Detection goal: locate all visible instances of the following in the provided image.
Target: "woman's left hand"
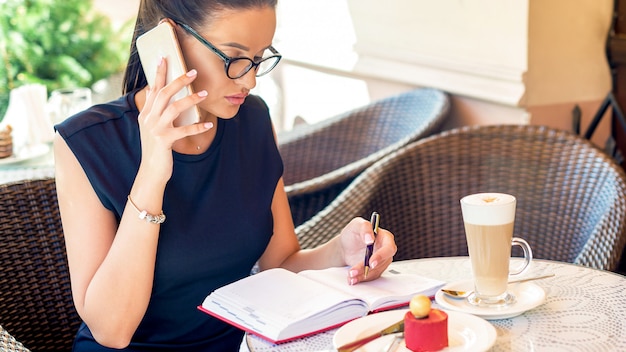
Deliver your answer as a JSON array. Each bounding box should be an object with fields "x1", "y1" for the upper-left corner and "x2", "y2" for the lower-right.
[{"x1": 340, "y1": 217, "x2": 397, "y2": 285}]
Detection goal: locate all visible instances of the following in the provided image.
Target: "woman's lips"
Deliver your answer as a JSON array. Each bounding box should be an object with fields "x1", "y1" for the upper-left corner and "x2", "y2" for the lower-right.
[{"x1": 225, "y1": 94, "x2": 248, "y2": 105}]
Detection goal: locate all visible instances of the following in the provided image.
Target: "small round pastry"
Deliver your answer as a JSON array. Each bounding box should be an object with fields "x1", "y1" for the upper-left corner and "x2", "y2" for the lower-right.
[
  {"x1": 404, "y1": 295, "x2": 448, "y2": 352},
  {"x1": 0, "y1": 125, "x2": 13, "y2": 159},
  {"x1": 409, "y1": 294, "x2": 431, "y2": 318}
]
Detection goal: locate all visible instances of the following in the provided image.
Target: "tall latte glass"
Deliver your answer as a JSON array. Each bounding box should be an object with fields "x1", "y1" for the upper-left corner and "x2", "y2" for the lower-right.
[{"x1": 460, "y1": 193, "x2": 532, "y2": 307}]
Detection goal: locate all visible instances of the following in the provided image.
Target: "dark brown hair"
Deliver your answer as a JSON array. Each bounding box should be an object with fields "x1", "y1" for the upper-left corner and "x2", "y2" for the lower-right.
[{"x1": 122, "y1": 0, "x2": 278, "y2": 94}]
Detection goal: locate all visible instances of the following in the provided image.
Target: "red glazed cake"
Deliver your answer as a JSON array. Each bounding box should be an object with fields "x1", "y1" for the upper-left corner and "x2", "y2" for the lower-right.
[{"x1": 404, "y1": 295, "x2": 448, "y2": 352}]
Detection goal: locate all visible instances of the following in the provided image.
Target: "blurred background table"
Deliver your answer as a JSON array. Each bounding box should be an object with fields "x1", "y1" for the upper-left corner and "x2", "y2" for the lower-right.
[{"x1": 0, "y1": 143, "x2": 54, "y2": 184}]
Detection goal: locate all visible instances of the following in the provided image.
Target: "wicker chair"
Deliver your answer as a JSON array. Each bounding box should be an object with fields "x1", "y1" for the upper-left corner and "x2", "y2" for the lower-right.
[
  {"x1": 295, "y1": 125, "x2": 626, "y2": 272},
  {"x1": 278, "y1": 88, "x2": 449, "y2": 227},
  {"x1": 0, "y1": 178, "x2": 81, "y2": 351}
]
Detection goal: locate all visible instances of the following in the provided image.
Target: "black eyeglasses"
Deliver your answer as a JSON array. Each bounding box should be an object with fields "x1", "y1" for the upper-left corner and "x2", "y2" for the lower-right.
[{"x1": 174, "y1": 21, "x2": 282, "y2": 79}]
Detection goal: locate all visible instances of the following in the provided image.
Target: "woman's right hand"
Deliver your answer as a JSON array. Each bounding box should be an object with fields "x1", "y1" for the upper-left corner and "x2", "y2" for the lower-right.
[{"x1": 137, "y1": 57, "x2": 213, "y2": 183}]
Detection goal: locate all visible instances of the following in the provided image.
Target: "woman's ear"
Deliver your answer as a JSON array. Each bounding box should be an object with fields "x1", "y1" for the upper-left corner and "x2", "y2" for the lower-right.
[{"x1": 159, "y1": 18, "x2": 176, "y2": 26}]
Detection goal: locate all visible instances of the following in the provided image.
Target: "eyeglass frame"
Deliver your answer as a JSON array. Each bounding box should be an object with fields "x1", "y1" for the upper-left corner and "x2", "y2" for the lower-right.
[{"x1": 172, "y1": 20, "x2": 282, "y2": 80}]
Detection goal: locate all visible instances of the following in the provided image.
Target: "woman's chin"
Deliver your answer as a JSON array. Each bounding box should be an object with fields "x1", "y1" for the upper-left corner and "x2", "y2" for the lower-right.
[{"x1": 217, "y1": 106, "x2": 242, "y2": 119}]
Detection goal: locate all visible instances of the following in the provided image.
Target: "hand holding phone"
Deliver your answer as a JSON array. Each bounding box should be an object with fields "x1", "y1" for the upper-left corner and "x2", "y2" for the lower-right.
[{"x1": 136, "y1": 21, "x2": 201, "y2": 126}]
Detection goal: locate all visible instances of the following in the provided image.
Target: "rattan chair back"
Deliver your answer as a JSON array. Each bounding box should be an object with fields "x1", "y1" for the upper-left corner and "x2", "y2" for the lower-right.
[
  {"x1": 296, "y1": 125, "x2": 626, "y2": 271},
  {"x1": 278, "y1": 88, "x2": 449, "y2": 227},
  {"x1": 0, "y1": 178, "x2": 80, "y2": 351}
]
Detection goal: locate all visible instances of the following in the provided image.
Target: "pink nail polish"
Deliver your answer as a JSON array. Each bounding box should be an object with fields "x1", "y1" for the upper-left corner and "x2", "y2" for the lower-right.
[
  {"x1": 186, "y1": 69, "x2": 197, "y2": 77},
  {"x1": 198, "y1": 90, "x2": 208, "y2": 97}
]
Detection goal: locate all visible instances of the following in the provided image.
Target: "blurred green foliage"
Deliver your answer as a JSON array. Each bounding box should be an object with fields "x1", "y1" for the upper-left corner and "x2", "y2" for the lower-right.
[{"x1": 0, "y1": 0, "x2": 132, "y2": 121}]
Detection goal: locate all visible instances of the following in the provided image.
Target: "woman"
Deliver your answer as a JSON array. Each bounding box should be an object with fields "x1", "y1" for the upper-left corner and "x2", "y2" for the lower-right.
[{"x1": 54, "y1": 1, "x2": 397, "y2": 350}]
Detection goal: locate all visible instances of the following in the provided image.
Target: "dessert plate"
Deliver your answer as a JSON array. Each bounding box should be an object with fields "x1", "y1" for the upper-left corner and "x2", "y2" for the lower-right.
[
  {"x1": 0, "y1": 143, "x2": 50, "y2": 166},
  {"x1": 332, "y1": 308, "x2": 496, "y2": 352},
  {"x1": 435, "y1": 279, "x2": 546, "y2": 320}
]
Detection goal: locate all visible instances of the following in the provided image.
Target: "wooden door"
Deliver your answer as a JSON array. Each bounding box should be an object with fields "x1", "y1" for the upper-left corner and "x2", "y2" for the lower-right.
[
  {"x1": 607, "y1": 0, "x2": 626, "y2": 274},
  {"x1": 609, "y1": 0, "x2": 626, "y2": 168}
]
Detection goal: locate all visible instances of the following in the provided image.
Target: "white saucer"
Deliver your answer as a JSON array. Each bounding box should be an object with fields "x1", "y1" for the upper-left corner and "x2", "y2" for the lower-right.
[
  {"x1": 435, "y1": 279, "x2": 546, "y2": 320},
  {"x1": 333, "y1": 308, "x2": 496, "y2": 352},
  {"x1": 0, "y1": 144, "x2": 50, "y2": 166}
]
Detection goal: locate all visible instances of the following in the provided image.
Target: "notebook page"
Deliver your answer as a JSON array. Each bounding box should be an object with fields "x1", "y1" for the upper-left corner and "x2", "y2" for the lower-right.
[
  {"x1": 201, "y1": 268, "x2": 368, "y2": 340},
  {"x1": 299, "y1": 266, "x2": 445, "y2": 311}
]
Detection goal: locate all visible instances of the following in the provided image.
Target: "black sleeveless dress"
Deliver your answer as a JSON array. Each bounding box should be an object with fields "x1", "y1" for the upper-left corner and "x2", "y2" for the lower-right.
[{"x1": 55, "y1": 91, "x2": 283, "y2": 351}]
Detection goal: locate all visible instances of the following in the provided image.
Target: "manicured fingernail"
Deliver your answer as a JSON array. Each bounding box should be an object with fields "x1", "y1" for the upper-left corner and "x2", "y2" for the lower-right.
[
  {"x1": 186, "y1": 69, "x2": 197, "y2": 77},
  {"x1": 158, "y1": 57, "x2": 164, "y2": 66},
  {"x1": 365, "y1": 233, "x2": 375, "y2": 244},
  {"x1": 204, "y1": 122, "x2": 213, "y2": 129},
  {"x1": 349, "y1": 269, "x2": 358, "y2": 278},
  {"x1": 370, "y1": 260, "x2": 378, "y2": 269},
  {"x1": 349, "y1": 278, "x2": 357, "y2": 285},
  {"x1": 198, "y1": 90, "x2": 208, "y2": 97}
]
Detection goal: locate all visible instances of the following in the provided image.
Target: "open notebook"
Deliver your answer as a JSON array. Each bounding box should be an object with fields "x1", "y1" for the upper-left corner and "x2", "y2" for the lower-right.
[{"x1": 198, "y1": 266, "x2": 445, "y2": 343}]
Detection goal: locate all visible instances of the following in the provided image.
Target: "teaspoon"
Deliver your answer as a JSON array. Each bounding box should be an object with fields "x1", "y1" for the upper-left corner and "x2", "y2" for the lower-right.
[{"x1": 441, "y1": 273, "x2": 555, "y2": 299}]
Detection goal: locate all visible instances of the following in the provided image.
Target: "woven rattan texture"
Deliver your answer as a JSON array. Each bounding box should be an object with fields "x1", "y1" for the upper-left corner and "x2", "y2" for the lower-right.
[
  {"x1": 0, "y1": 178, "x2": 81, "y2": 351},
  {"x1": 279, "y1": 88, "x2": 449, "y2": 227},
  {"x1": 295, "y1": 125, "x2": 626, "y2": 272}
]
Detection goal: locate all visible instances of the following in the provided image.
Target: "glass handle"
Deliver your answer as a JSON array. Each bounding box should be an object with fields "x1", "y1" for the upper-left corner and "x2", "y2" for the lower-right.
[{"x1": 510, "y1": 237, "x2": 533, "y2": 275}]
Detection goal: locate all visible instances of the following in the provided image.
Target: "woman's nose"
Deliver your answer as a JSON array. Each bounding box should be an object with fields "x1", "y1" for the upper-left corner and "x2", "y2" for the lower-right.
[{"x1": 236, "y1": 69, "x2": 257, "y2": 90}]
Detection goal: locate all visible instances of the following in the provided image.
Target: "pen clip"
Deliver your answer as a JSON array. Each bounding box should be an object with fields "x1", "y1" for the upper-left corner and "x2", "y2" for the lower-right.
[{"x1": 370, "y1": 212, "x2": 380, "y2": 236}]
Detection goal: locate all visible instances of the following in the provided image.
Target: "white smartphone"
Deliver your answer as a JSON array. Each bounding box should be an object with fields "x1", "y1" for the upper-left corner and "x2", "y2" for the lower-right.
[{"x1": 136, "y1": 21, "x2": 200, "y2": 126}]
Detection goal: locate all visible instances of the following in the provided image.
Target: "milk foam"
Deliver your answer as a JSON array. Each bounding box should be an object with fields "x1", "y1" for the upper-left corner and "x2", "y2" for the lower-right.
[{"x1": 460, "y1": 193, "x2": 516, "y2": 225}]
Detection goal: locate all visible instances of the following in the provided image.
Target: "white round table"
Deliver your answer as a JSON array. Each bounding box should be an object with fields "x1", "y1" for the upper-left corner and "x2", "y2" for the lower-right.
[
  {"x1": 244, "y1": 257, "x2": 626, "y2": 351},
  {"x1": 0, "y1": 325, "x2": 30, "y2": 352}
]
